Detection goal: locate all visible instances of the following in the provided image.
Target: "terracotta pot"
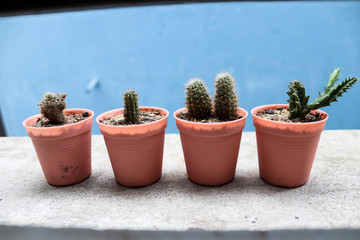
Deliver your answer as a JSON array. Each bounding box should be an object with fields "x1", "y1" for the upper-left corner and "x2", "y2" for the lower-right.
[
  {"x1": 251, "y1": 104, "x2": 328, "y2": 188},
  {"x1": 174, "y1": 107, "x2": 248, "y2": 186},
  {"x1": 23, "y1": 109, "x2": 94, "y2": 186},
  {"x1": 97, "y1": 107, "x2": 169, "y2": 187}
]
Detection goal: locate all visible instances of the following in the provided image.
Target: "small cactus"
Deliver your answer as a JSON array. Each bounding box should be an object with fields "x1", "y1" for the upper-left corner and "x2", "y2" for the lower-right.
[
  {"x1": 287, "y1": 80, "x2": 310, "y2": 119},
  {"x1": 214, "y1": 72, "x2": 238, "y2": 120},
  {"x1": 287, "y1": 68, "x2": 358, "y2": 120},
  {"x1": 38, "y1": 92, "x2": 67, "y2": 124},
  {"x1": 185, "y1": 78, "x2": 212, "y2": 120},
  {"x1": 123, "y1": 89, "x2": 140, "y2": 124}
]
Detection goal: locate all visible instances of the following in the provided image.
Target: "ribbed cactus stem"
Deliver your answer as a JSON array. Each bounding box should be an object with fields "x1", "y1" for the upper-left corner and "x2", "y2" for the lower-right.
[
  {"x1": 185, "y1": 78, "x2": 212, "y2": 120},
  {"x1": 287, "y1": 80, "x2": 310, "y2": 120},
  {"x1": 124, "y1": 89, "x2": 140, "y2": 124},
  {"x1": 214, "y1": 72, "x2": 238, "y2": 120},
  {"x1": 38, "y1": 92, "x2": 67, "y2": 124}
]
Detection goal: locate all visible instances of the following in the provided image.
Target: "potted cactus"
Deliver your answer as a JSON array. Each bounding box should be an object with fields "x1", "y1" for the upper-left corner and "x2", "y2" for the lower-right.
[
  {"x1": 22, "y1": 92, "x2": 94, "y2": 186},
  {"x1": 96, "y1": 89, "x2": 169, "y2": 187},
  {"x1": 174, "y1": 73, "x2": 248, "y2": 186},
  {"x1": 251, "y1": 68, "x2": 358, "y2": 188}
]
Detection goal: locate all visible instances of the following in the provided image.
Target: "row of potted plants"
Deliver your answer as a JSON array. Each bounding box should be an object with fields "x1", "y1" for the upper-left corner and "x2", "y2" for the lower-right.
[{"x1": 23, "y1": 68, "x2": 358, "y2": 188}]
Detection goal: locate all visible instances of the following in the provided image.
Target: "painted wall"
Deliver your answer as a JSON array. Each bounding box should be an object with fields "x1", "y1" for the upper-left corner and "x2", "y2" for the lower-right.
[{"x1": 0, "y1": 1, "x2": 359, "y2": 136}]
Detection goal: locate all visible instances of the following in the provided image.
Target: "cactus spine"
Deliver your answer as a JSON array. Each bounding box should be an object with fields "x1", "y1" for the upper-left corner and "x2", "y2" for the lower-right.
[
  {"x1": 287, "y1": 68, "x2": 358, "y2": 120},
  {"x1": 214, "y1": 72, "x2": 238, "y2": 120},
  {"x1": 124, "y1": 89, "x2": 140, "y2": 124},
  {"x1": 185, "y1": 78, "x2": 212, "y2": 120},
  {"x1": 38, "y1": 92, "x2": 67, "y2": 124}
]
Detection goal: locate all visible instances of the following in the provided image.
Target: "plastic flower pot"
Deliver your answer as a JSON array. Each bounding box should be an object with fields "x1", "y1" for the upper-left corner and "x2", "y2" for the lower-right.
[
  {"x1": 97, "y1": 107, "x2": 169, "y2": 187},
  {"x1": 251, "y1": 104, "x2": 328, "y2": 188},
  {"x1": 174, "y1": 107, "x2": 248, "y2": 186},
  {"x1": 23, "y1": 109, "x2": 94, "y2": 186}
]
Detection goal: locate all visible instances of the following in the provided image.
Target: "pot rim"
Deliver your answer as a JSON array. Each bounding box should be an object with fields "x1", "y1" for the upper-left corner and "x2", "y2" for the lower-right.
[
  {"x1": 251, "y1": 104, "x2": 329, "y2": 126},
  {"x1": 22, "y1": 108, "x2": 94, "y2": 129},
  {"x1": 96, "y1": 106, "x2": 169, "y2": 128},
  {"x1": 173, "y1": 107, "x2": 248, "y2": 126}
]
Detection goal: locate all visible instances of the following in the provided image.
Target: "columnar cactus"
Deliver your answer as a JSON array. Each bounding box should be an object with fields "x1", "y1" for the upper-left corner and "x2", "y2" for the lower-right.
[
  {"x1": 185, "y1": 78, "x2": 212, "y2": 120},
  {"x1": 123, "y1": 89, "x2": 140, "y2": 124},
  {"x1": 214, "y1": 72, "x2": 238, "y2": 120},
  {"x1": 287, "y1": 68, "x2": 358, "y2": 120},
  {"x1": 38, "y1": 92, "x2": 67, "y2": 124}
]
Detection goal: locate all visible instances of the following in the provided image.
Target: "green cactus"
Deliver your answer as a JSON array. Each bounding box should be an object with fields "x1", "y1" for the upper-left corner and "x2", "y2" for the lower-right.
[
  {"x1": 287, "y1": 68, "x2": 358, "y2": 120},
  {"x1": 214, "y1": 72, "x2": 238, "y2": 120},
  {"x1": 185, "y1": 78, "x2": 212, "y2": 120},
  {"x1": 123, "y1": 89, "x2": 140, "y2": 124},
  {"x1": 38, "y1": 92, "x2": 67, "y2": 124},
  {"x1": 287, "y1": 80, "x2": 310, "y2": 119}
]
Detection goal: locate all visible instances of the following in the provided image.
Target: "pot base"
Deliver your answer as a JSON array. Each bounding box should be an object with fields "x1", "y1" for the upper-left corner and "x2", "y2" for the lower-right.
[
  {"x1": 260, "y1": 176, "x2": 307, "y2": 189},
  {"x1": 115, "y1": 176, "x2": 161, "y2": 188},
  {"x1": 47, "y1": 173, "x2": 91, "y2": 187},
  {"x1": 188, "y1": 177, "x2": 234, "y2": 187}
]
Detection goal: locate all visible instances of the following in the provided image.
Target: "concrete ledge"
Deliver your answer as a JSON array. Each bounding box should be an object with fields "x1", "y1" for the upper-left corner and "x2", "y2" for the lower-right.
[
  {"x1": 0, "y1": 130, "x2": 359, "y2": 231},
  {"x1": 1, "y1": 225, "x2": 360, "y2": 240}
]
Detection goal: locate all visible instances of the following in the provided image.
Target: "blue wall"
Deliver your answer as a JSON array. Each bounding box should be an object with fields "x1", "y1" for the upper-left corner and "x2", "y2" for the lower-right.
[{"x1": 0, "y1": 1, "x2": 359, "y2": 136}]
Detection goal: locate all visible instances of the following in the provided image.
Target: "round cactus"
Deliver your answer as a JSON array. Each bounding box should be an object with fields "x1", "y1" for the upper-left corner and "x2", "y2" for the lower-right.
[
  {"x1": 214, "y1": 72, "x2": 238, "y2": 120},
  {"x1": 185, "y1": 78, "x2": 212, "y2": 120},
  {"x1": 124, "y1": 89, "x2": 140, "y2": 124},
  {"x1": 38, "y1": 92, "x2": 67, "y2": 124}
]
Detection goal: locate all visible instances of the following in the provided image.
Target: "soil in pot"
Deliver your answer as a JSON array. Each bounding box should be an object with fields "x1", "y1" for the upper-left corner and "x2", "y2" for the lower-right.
[
  {"x1": 256, "y1": 107, "x2": 325, "y2": 123},
  {"x1": 33, "y1": 112, "x2": 90, "y2": 127},
  {"x1": 176, "y1": 110, "x2": 243, "y2": 123},
  {"x1": 100, "y1": 108, "x2": 165, "y2": 126}
]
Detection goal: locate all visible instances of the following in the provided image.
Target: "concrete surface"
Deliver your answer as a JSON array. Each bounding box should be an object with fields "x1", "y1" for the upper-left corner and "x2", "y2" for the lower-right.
[{"x1": 0, "y1": 130, "x2": 359, "y2": 231}]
